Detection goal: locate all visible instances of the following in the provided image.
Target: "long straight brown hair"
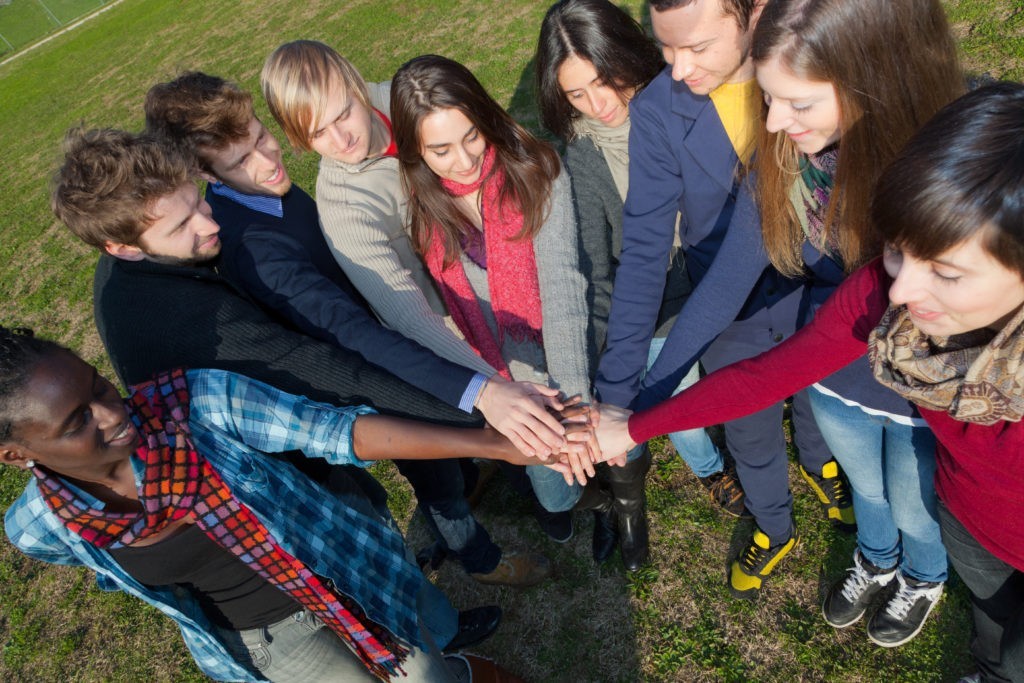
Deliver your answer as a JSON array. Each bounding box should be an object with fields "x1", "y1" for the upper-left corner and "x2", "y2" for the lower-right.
[
  {"x1": 751, "y1": 0, "x2": 963, "y2": 277},
  {"x1": 391, "y1": 55, "x2": 561, "y2": 264}
]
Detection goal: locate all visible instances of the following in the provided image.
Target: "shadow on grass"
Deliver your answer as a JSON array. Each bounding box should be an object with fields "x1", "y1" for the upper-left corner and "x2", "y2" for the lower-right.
[{"x1": 406, "y1": 471, "x2": 643, "y2": 683}]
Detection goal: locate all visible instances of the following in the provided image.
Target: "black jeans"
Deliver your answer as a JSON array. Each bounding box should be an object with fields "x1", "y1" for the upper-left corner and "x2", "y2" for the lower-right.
[{"x1": 938, "y1": 501, "x2": 1024, "y2": 682}]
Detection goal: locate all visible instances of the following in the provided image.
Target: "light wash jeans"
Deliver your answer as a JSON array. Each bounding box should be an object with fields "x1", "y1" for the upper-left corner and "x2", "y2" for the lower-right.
[
  {"x1": 808, "y1": 387, "x2": 947, "y2": 583},
  {"x1": 631, "y1": 336, "x2": 722, "y2": 474},
  {"x1": 220, "y1": 605, "x2": 465, "y2": 682},
  {"x1": 527, "y1": 464, "x2": 582, "y2": 512}
]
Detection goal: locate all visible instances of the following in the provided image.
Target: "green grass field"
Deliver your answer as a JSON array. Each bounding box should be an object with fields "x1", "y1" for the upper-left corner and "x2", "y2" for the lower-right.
[
  {"x1": 0, "y1": 0, "x2": 1020, "y2": 680},
  {"x1": 0, "y1": 0, "x2": 112, "y2": 55}
]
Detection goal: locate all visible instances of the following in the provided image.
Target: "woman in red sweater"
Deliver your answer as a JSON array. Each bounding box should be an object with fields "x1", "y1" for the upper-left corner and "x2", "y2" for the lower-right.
[{"x1": 598, "y1": 83, "x2": 1024, "y2": 683}]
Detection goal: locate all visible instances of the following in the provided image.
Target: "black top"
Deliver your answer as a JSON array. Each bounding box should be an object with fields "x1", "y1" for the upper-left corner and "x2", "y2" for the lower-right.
[
  {"x1": 91, "y1": 253, "x2": 479, "y2": 427},
  {"x1": 110, "y1": 524, "x2": 298, "y2": 630}
]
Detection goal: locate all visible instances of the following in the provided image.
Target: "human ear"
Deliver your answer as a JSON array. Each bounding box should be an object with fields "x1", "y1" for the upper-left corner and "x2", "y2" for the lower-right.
[
  {"x1": 748, "y1": 0, "x2": 768, "y2": 30},
  {"x1": 0, "y1": 442, "x2": 32, "y2": 469},
  {"x1": 196, "y1": 169, "x2": 219, "y2": 186},
  {"x1": 103, "y1": 241, "x2": 146, "y2": 262}
]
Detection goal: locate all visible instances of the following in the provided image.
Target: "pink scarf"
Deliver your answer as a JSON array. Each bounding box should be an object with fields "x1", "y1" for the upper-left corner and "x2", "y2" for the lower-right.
[{"x1": 422, "y1": 146, "x2": 543, "y2": 379}]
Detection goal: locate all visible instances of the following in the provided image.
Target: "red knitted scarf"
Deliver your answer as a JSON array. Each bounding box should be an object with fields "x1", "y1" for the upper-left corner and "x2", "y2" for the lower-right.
[
  {"x1": 422, "y1": 145, "x2": 543, "y2": 379},
  {"x1": 33, "y1": 369, "x2": 405, "y2": 680}
]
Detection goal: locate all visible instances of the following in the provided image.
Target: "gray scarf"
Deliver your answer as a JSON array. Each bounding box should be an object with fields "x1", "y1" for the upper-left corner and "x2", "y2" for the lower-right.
[{"x1": 572, "y1": 116, "x2": 630, "y2": 201}]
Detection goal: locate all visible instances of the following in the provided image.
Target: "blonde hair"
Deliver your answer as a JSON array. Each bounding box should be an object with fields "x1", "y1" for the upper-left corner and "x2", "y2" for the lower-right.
[{"x1": 261, "y1": 40, "x2": 373, "y2": 152}]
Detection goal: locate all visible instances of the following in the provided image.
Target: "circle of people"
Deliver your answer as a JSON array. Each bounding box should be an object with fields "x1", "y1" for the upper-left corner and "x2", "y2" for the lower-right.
[{"x1": 2, "y1": 0, "x2": 1022, "y2": 681}]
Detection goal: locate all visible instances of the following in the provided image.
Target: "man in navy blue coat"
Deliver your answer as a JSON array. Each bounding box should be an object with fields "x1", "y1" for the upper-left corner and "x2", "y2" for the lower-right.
[{"x1": 595, "y1": 0, "x2": 847, "y2": 598}]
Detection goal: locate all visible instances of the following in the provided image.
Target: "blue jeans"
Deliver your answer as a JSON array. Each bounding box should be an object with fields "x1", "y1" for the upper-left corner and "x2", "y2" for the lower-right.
[
  {"x1": 527, "y1": 463, "x2": 582, "y2": 512},
  {"x1": 808, "y1": 387, "x2": 947, "y2": 583},
  {"x1": 639, "y1": 336, "x2": 722, "y2": 474},
  {"x1": 394, "y1": 459, "x2": 501, "y2": 574}
]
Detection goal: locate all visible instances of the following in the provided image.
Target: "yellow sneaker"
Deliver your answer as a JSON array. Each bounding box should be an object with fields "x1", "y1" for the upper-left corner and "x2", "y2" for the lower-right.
[
  {"x1": 729, "y1": 528, "x2": 798, "y2": 599},
  {"x1": 801, "y1": 459, "x2": 857, "y2": 533}
]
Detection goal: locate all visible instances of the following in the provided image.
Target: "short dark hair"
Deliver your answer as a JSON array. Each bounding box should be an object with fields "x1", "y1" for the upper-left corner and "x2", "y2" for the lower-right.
[
  {"x1": 51, "y1": 128, "x2": 191, "y2": 250},
  {"x1": 0, "y1": 327, "x2": 66, "y2": 442},
  {"x1": 144, "y1": 71, "x2": 254, "y2": 171},
  {"x1": 873, "y1": 82, "x2": 1024, "y2": 277},
  {"x1": 535, "y1": 0, "x2": 662, "y2": 141},
  {"x1": 649, "y1": 0, "x2": 760, "y2": 29}
]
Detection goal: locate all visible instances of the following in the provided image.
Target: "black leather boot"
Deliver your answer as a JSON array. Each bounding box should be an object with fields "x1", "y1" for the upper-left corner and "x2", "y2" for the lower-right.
[
  {"x1": 606, "y1": 446, "x2": 653, "y2": 572},
  {"x1": 574, "y1": 468, "x2": 617, "y2": 563}
]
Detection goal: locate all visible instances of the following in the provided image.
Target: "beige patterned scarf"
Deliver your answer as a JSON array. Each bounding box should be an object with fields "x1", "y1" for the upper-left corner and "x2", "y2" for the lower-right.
[{"x1": 868, "y1": 303, "x2": 1024, "y2": 424}]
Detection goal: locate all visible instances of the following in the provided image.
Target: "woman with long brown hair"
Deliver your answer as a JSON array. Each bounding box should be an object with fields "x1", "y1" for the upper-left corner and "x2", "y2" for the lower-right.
[
  {"x1": 391, "y1": 54, "x2": 594, "y2": 524},
  {"x1": 747, "y1": 0, "x2": 964, "y2": 648}
]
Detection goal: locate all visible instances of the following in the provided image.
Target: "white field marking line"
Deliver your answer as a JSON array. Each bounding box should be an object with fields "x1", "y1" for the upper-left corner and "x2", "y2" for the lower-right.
[{"x1": 0, "y1": 0, "x2": 127, "y2": 68}]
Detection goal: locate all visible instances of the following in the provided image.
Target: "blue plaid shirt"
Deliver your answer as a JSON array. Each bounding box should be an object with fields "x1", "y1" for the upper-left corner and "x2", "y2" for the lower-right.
[{"x1": 4, "y1": 369, "x2": 456, "y2": 682}]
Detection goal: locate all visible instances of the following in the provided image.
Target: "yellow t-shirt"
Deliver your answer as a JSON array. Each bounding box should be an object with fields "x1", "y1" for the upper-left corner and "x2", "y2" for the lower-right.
[{"x1": 709, "y1": 78, "x2": 761, "y2": 165}]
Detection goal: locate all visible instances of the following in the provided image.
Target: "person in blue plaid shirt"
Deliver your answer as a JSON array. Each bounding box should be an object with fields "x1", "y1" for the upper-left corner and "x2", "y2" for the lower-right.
[{"x1": 0, "y1": 327, "x2": 575, "y2": 681}]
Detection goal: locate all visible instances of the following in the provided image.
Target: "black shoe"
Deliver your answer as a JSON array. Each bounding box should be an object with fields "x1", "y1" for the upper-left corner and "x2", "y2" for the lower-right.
[
  {"x1": 592, "y1": 508, "x2": 619, "y2": 563},
  {"x1": 534, "y1": 505, "x2": 573, "y2": 543},
  {"x1": 867, "y1": 573, "x2": 944, "y2": 647},
  {"x1": 574, "y1": 474, "x2": 617, "y2": 563},
  {"x1": 443, "y1": 606, "x2": 503, "y2": 653},
  {"x1": 822, "y1": 550, "x2": 896, "y2": 628},
  {"x1": 415, "y1": 541, "x2": 450, "y2": 572},
  {"x1": 606, "y1": 447, "x2": 653, "y2": 572},
  {"x1": 699, "y1": 467, "x2": 752, "y2": 518}
]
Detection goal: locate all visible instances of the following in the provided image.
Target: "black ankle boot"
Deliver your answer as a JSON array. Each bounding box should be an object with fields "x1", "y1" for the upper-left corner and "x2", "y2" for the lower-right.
[
  {"x1": 575, "y1": 471, "x2": 617, "y2": 563},
  {"x1": 606, "y1": 447, "x2": 653, "y2": 572}
]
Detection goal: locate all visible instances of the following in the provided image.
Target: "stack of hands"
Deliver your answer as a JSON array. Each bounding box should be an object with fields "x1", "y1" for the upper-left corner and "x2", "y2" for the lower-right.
[{"x1": 477, "y1": 378, "x2": 640, "y2": 485}]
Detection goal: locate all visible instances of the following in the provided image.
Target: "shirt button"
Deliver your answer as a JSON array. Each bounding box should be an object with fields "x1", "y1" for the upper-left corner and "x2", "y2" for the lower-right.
[{"x1": 773, "y1": 333, "x2": 784, "y2": 342}]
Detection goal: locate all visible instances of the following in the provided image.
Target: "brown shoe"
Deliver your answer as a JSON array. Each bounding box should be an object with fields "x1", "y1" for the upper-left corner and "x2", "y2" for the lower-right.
[
  {"x1": 448, "y1": 653, "x2": 526, "y2": 683},
  {"x1": 699, "y1": 467, "x2": 752, "y2": 518},
  {"x1": 470, "y1": 551, "x2": 551, "y2": 587}
]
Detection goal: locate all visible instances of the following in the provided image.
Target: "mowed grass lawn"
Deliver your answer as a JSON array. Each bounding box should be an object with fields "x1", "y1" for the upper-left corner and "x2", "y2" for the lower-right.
[{"x1": 0, "y1": 1, "x2": 1021, "y2": 681}]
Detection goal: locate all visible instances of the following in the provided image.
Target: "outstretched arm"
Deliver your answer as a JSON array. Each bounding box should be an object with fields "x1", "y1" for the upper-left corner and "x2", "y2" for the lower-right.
[{"x1": 627, "y1": 260, "x2": 889, "y2": 444}]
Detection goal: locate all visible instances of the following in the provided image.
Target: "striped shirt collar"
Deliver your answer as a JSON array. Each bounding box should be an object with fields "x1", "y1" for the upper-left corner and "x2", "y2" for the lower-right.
[{"x1": 208, "y1": 181, "x2": 284, "y2": 218}]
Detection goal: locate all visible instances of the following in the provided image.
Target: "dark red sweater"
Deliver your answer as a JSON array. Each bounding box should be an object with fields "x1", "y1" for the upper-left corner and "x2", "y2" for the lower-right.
[{"x1": 630, "y1": 258, "x2": 1024, "y2": 571}]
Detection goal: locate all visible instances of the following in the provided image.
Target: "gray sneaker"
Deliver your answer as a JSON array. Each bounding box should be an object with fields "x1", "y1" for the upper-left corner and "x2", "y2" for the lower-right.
[
  {"x1": 823, "y1": 550, "x2": 896, "y2": 628},
  {"x1": 867, "y1": 571, "x2": 944, "y2": 647}
]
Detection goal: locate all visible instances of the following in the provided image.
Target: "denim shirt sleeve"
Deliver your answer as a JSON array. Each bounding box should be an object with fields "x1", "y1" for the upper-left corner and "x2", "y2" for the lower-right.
[{"x1": 186, "y1": 368, "x2": 377, "y2": 467}]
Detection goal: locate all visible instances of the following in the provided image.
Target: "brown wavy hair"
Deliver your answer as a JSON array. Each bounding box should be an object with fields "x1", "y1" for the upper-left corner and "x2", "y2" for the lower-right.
[
  {"x1": 144, "y1": 71, "x2": 254, "y2": 173},
  {"x1": 751, "y1": 0, "x2": 963, "y2": 277},
  {"x1": 51, "y1": 127, "x2": 191, "y2": 250},
  {"x1": 391, "y1": 55, "x2": 561, "y2": 265}
]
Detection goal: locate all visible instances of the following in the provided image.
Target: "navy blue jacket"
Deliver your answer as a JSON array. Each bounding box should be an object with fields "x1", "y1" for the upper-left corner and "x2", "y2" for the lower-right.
[
  {"x1": 207, "y1": 184, "x2": 482, "y2": 411},
  {"x1": 595, "y1": 67, "x2": 802, "y2": 409}
]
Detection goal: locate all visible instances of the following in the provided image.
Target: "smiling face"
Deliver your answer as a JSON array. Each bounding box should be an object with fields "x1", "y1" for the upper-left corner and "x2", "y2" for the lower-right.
[
  {"x1": 201, "y1": 116, "x2": 292, "y2": 197},
  {"x1": 1, "y1": 350, "x2": 137, "y2": 482},
  {"x1": 308, "y1": 76, "x2": 380, "y2": 165},
  {"x1": 884, "y1": 233, "x2": 1024, "y2": 337},
  {"x1": 757, "y1": 54, "x2": 842, "y2": 155},
  {"x1": 557, "y1": 54, "x2": 632, "y2": 128},
  {"x1": 105, "y1": 182, "x2": 221, "y2": 265},
  {"x1": 651, "y1": 0, "x2": 758, "y2": 95},
  {"x1": 418, "y1": 107, "x2": 488, "y2": 185}
]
